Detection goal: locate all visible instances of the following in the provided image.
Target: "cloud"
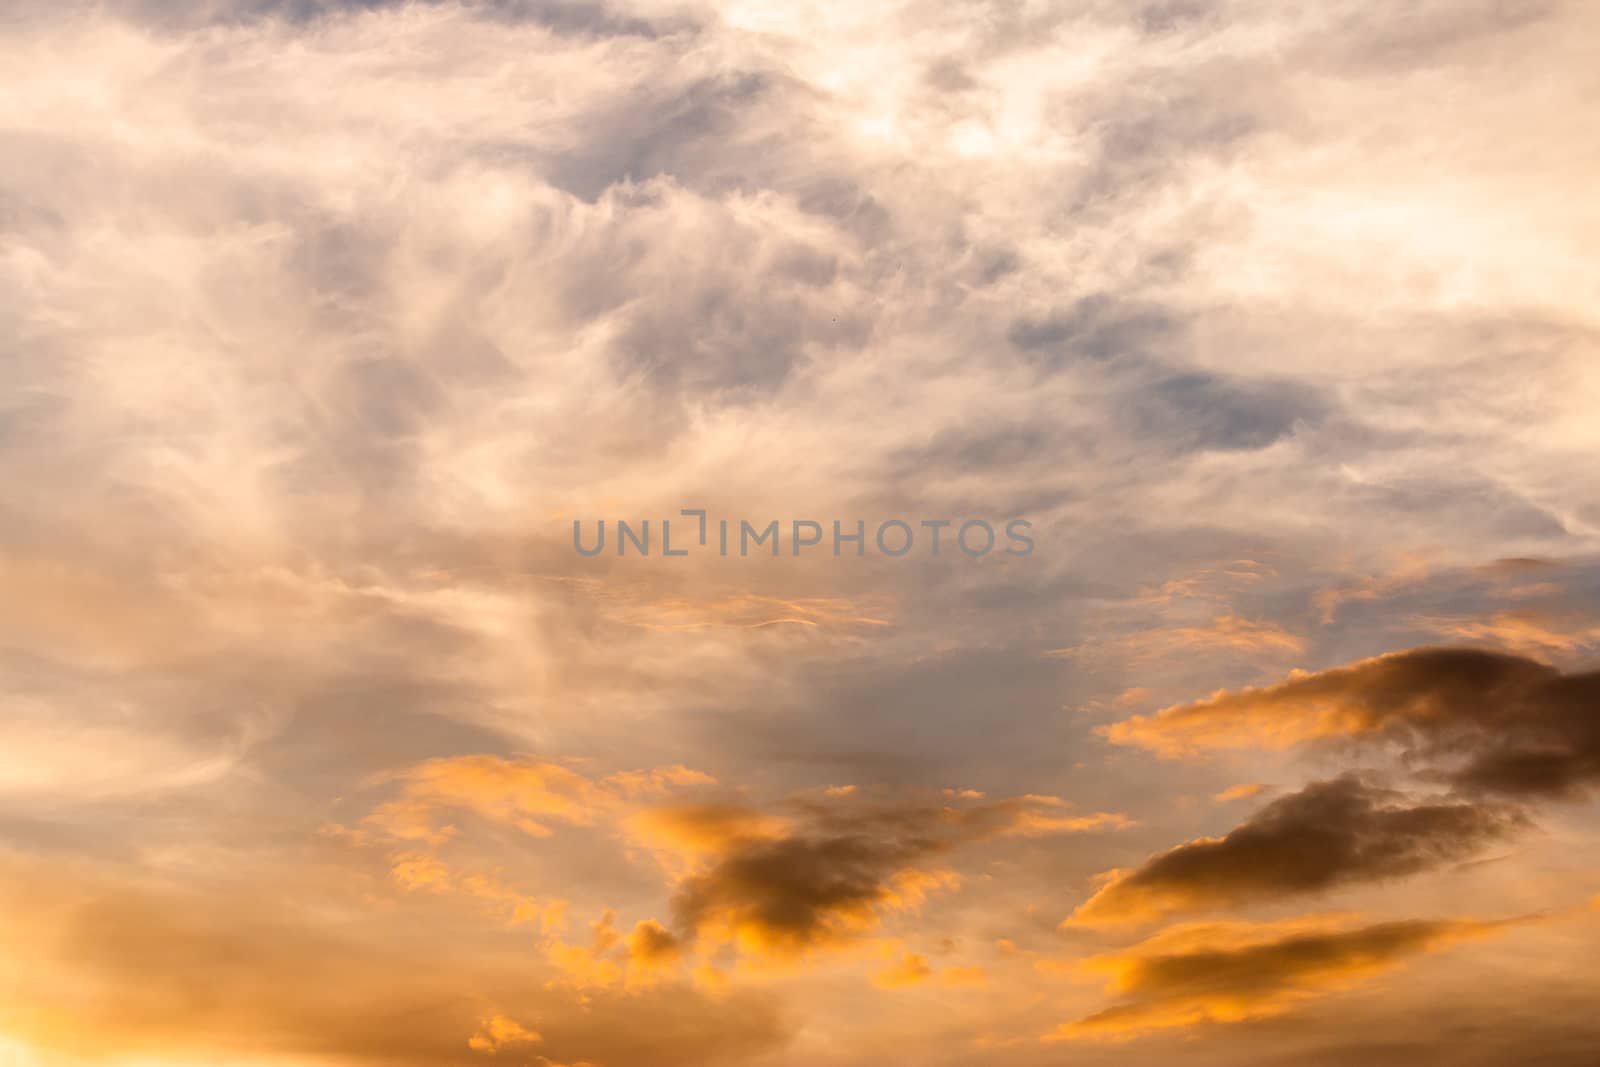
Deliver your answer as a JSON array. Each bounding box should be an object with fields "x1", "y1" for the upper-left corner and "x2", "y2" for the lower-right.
[
  {"x1": 385, "y1": 850, "x2": 567, "y2": 931},
  {"x1": 2, "y1": 0, "x2": 1599, "y2": 1064},
  {"x1": 1213, "y1": 782, "x2": 1271, "y2": 803},
  {"x1": 871, "y1": 951, "x2": 934, "y2": 989},
  {"x1": 1049, "y1": 613, "x2": 1305, "y2": 663},
  {"x1": 650, "y1": 791, "x2": 1126, "y2": 958},
  {"x1": 544, "y1": 909, "x2": 689, "y2": 990},
  {"x1": 349, "y1": 757, "x2": 1129, "y2": 967},
  {"x1": 0, "y1": 856, "x2": 786, "y2": 1067},
  {"x1": 1101, "y1": 647, "x2": 1600, "y2": 797},
  {"x1": 627, "y1": 803, "x2": 794, "y2": 859},
  {"x1": 1054, "y1": 915, "x2": 1502, "y2": 1039},
  {"x1": 365, "y1": 756, "x2": 610, "y2": 843},
  {"x1": 467, "y1": 1014, "x2": 541, "y2": 1054},
  {"x1": 670, "y1": 831, "x2": 955, "y2": 957},
  {"x1": 1415, "y1": 608, "x2": 1600, "y2": 658},
  {"x1": 625, "y1": 917, "x2": 684, "y2": 969},
  {"x1": 1118, "y1": 368, "x2": 1328, "y2": 455},
  {"x1": 1069, "y1": 776, "x2": 1524, "y2": 924}
]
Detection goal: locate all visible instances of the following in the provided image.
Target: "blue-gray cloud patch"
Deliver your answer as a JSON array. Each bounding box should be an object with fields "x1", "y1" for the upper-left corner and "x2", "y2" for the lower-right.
[{"x1": 1120, "y1": 369, "x2": 1328, "y2": 453}]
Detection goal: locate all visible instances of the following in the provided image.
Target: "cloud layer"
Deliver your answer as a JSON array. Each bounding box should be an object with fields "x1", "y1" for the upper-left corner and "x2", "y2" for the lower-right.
[{"x1": 3, "y1": 1, "x2": 1600, "y2": 1065}]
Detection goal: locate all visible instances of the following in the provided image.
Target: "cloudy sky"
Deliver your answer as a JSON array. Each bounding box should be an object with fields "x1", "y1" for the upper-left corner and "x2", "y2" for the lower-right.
[{"x1": 3, "y1": 1, "x2": 1600, "y2": 1064}]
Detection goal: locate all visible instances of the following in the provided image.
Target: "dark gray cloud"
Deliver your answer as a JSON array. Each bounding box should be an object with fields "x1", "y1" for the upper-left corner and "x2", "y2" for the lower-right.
[
  {"x1": 666, "y1": 790, "x2": 1123, "y2": 953},
  {"x1": 1108, "y1": 648, "x2": 1600, "y2": 799},
  {"x1": 1072, "y1": 775, "x2": 1525, "y2": 922},
  {"x1": 672, "y1": 831, "x2": 939, "y2": 951}
]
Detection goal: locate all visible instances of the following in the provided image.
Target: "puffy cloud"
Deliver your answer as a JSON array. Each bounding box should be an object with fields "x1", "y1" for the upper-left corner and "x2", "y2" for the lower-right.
[
  {"x1": 625, "y1": 917, "x2": 684, "y2": 968},
  {"x1": 1069, "y1": 776, "x2": 1524, "y2": 924},
  {"x1": 670, "y1": 832, "x2": 954, "y2": 956},
  {"x1": 545, "y1": 909, "x2": 688, "y2": 990}
]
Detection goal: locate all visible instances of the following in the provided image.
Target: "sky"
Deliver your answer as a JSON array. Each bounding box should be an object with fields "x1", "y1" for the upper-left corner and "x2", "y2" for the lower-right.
[{"x1": 2, "y1": 1, "x2": 1600, "y2": 1065}]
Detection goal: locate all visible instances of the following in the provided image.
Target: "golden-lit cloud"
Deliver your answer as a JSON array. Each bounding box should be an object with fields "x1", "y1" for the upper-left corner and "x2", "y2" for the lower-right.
[
  {"x1": 1068, "y1": 776, "x2": 1525, "y2": 925},
  {"x1": 1054, "y1": 915, "x2": 1502, "y2": 1039},
  {"x1": 385, "y1": 850, "x2": 567, "y2": 932},
  {"x1": 640, "y1": 790, "x2": 1130, "y2": 961},
  {"x1": 626, "y1": 918, "x2": 685, "y2": 970},
  {"x1": 671, "y1": 833, "x2": 955, "y2": 957},
  {"x1": 871, "y1": 951, "x2": 934, "y2": 989},
  {"x1": 0, "y1": 854, "x2": 785, "y2": 1067},
  {"x1": 544, "y1": 909, "x2": 688, "y2": 991},
  {"x1": 1415, "y1": 609, "x2": 1600, "y2": 658},
  {"x1": 467, "y1": 1014, "x2": 541, "y2": 1055},
  {"x1": 1213, "y1": 782, "x2": 1272, "y2": 804},
  {"x1": 1101, "y1": 647, "x2": 1600, "y2": 797},
  {"x1": 345, "y1": 755, "x2": 1131, "y2": 972},
  {"x1": 626, "y1": 803, "x2": 793, "y2": 860},
  {"x1": 363, "y1": 756, "x2": 610, "y2": 844}
]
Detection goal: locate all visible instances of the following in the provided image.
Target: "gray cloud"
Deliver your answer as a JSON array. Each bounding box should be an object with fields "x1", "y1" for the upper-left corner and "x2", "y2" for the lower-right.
[
  {"x1": 1107, "y1": 648, "x2": 1600, "y2": 799},
  {"x1": 1071, "y1": 775, "x2": 1525, "y2": 922}
]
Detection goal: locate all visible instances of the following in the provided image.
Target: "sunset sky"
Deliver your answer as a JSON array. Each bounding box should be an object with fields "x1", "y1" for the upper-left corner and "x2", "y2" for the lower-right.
[{"x1": 3, "y1": 1, "x2": 1600, "y2": 1065}]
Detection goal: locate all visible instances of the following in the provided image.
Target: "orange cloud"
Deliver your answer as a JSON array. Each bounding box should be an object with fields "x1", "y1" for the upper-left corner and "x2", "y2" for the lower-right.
[
  {"x1": 1004, "y1": 809, "x2": 1134, "y2": 836},
  {"x1": 364, "y1": 757, "x2": 608, "y2": 843},
  {"x1": 1068, "y1": 776, "x2": 1523, "y2": 925},
  {"x1": 1052, "y1": 915, "x2": 1501, "y2": 1039},
  {"x1": 350, "y1": 760, "x2": 1130, "y2": 970},
  {"x1": 1101, "y1": 647, "x2": 1600, "y2": 798},
  {"x1": 388, "y1": 851, "x2": 567, "y2": 932},
  {"x1": 468, "y1": 1014, "x2": 541, "y2": 1054},
  {"x1": 626, "y1": 919, "x2": 685, "y2": 971},
  {"x1": 871, "y1": 952, "x2": 933, "y2": 988},
  {"x1": 1212, "y1": 783, "x2": 1271, "y2": 803},
  {"x1": 1415, "y1": 608, "x2": 1600, "y2": 657},
  {"x1": 869, "y1": 947, "x2": 986, "y2": 990},
  {"x1": 604, "y1": 765, "x2": 720, "y2": 799},
  {"x1": 0, "y1": 856, "x2": 786, "y2": 1067},
  {"x1": 670, "y1": 833, "x2": 956, "y2": 958},
  {"x1": 627, "y1": 803, "x2": 792, "y2": 860}
]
